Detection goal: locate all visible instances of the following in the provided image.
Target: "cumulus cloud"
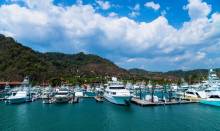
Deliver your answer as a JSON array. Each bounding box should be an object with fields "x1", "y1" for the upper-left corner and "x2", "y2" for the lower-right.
[
  {"x1": 161, "y1": 10, "x2": 167, "y2": 16},
  {"x1": 0, "y1": 0, "x2": 220, "y2": 71},
  {"x1": 108, "y1": 12, "x2": 118, "y2": 17},
  {"x1": 144, "y1": 1, "x2": 160, "y2": 11},
  {"x1": 96, "y1": 0, "x2": 111, "y2": 10},
  {"x1": 129, "y1": 4, "x2": 140, "y2": 18},
  {"x1": 183, "y1": 0, "x2": 211, "y2": 20}
]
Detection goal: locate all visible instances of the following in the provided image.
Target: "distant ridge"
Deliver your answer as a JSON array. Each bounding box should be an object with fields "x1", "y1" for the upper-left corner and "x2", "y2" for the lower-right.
[{"x1": 129, "y1": 68, "x2": 220, "y2": 84}]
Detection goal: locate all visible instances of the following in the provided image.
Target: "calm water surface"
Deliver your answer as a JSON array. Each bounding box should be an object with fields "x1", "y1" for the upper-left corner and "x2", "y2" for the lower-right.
[{"x1": 0, "y1": 99, "x2": 220, "y2": 131}]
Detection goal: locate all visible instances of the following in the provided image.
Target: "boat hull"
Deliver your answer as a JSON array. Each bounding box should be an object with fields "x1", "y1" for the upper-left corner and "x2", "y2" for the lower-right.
[
  {"x1": 200, "y1": 99, "x2": 220, "y2": 107},
  {"x1": 54, "y1": 97, "x2": 70, "y2": 103},
  {"x1": 104, "y1": 94, "x2": 131, "y2": 105},
  {"x1": 6, "y1": 97, "x2": 27, "y2": 104}
]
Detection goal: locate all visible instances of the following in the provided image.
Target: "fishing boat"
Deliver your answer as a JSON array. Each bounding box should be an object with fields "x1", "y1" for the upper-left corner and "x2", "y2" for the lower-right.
[
  {"x1": 208, "y1": 69, "x2": 220, "y2": 88},
  {"x1": 200, "y1": 86, "x2": 220, "y2": 106},
  {"x1": 170, "y1": 83, "x2": 178, "y2": 91},
  {"x1": 6, "y1": 90, "x2": 30, "y2": 104},
  {"x1": 200, "y1": 95, "x2": 220, "y2": 107},
  {"x1": 53, "y1": 87, "x2": 71, "y2": 103},
  {"x1": 200, "y1": 98, "x2": 220, "y2": 106},
  {"x1": 104, "y1": 77, "x2": 132, "y2": 105},
  {"x1": 6, "y1": 77, "x2": 32, "y2": 104},
  {"x1": 184, "y1": 89, "x2": 207, "y2": 100},
  {"x1": 41, "y1": 86, "x2": 54, "y2": 99},
  {"x1": 74, "y1": 86, "x2": 84, "y2": 97},
  {"x1": 41, "y1": 86, "x2": 54, "y2": 104},
  {"x1": 176, "y1": 88, "x2": 207, "y2": 100}
]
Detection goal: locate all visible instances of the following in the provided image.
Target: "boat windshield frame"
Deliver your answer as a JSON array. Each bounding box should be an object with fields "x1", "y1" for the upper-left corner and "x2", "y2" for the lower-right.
[{"x1": 109, "y1": 87, "x2": 125, "y2": 89}]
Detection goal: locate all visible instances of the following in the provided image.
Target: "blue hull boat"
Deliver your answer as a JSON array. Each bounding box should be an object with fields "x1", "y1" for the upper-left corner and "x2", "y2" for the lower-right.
[{"x1": 200, "y1": 99, "x2": 220, "y2": 107}]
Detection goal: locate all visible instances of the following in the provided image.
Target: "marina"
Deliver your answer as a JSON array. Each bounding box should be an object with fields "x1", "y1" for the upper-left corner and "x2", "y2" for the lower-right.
[
  {"x1": 1, "y1": 69, "x2": 220, "y2": 107},
  {"x1": 1, "y1": 69, "x2": 220, "y2": 130},
  {"x1": 1, "y1": 0, "x2": 220, "y2": 130}
]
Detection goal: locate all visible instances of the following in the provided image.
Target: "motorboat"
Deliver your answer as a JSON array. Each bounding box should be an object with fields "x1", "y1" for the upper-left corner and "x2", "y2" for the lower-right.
[
  {"x1": 200, "y1": 94, "x2": 220, "y2": 107},
  {"x1": 183, "y1": 88, "x2": 207, "y2": 100},
  {"x1": 74, "y1": 86, "x2": 84, "y2": 97},
  {"x1": 6, "y1": 77, "x2": 31, "y2": 104},
  {"x1": 53, "y1": 87, "x2": 71, "y2": 103},
  {"x1": 104, "y1": 77, "x2": 132, "y2": 105}
]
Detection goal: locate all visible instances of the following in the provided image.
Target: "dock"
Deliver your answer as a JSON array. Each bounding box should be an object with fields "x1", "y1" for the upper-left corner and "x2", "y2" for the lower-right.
[
  {"x1": 83, "y1": 96, "x2": 94, "y2": 98},
  {"x1": 69, "y1": 97, "x2": 79, "y2": 104},
  {"x1": 131, "y1": 98, "x2": 198, "y2": 107}
]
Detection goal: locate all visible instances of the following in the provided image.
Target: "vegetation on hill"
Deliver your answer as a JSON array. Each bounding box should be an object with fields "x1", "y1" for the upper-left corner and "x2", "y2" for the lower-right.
[
  {"x1": 129, "y1": 68, "x2": 220, "y2": 85},
  {"x1": 0, "y1": 34, "x2": 129, "y2": 85},
  {"x1": 0, "y1": 34, "x2": 219, "y2": 86}
]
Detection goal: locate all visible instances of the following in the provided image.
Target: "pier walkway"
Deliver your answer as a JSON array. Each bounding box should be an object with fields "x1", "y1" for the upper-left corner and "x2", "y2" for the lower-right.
[{"x1": 131, "y1": 98, "x2": 198, "y2": 107}]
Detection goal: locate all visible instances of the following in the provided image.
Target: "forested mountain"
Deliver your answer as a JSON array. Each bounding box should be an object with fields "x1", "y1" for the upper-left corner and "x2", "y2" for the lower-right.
[
  {"x1": 0, "y1": 34, "x2": 219, "y2": 85},
  {"x1": 0, "y1": 34, "x2": 129, "y2": 84}
]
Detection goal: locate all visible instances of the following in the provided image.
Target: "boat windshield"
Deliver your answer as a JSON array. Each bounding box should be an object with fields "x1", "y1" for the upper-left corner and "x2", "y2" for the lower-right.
[
  {"x1": 186, "y1": 92, "x2": 195, "y2": 95},
  {"x1": 109, "y1": 87, "x2": 125, "y2": 89},
  {"x1": 57, "y1": 92, "x2": 68, "y2": 95},
  {"x1": 210, "y1": 95, "x2": 220, "y2": 98}
]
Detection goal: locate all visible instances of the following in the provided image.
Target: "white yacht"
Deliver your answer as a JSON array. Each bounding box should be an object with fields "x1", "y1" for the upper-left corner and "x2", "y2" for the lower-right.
[
  {"x1": 74, "y1": 86, "x2": 84, "y2": 97},
  {"x1": 104, "y1": 77, "x2": 132, "y2": 105},
  {"x1": 199, "y1": 69, "x2": 220, "y2": 106},
  {"x1": 6, "y1": 91, "x2": 30, "y2": 104},
  {"x1": 207, "y1": 69, "x2": 220, "y2": 88},
  {"x1": 179, "y1": 80, "x2": 189, "y2": 89},
  {"x1": 53, "y1": 88, "x2": 71, "y2": 103},
  {"x1": 6, "y1": 77, "x2": 31, "y2": 104},
  {"x1": 170, "y1": 83, "x2": 178, "y2": 91},
  {"x1": 204, "y1": 87, "x2": 220, "y2": 98},
  {"x1": 182, "y1": 88, "x2": 207, "y2": 100},
  {"x1": 125, "y1": 82, "x2": 133, "y2": 90},
  {"x1": 41, "y1": 86, "x2": 54, "y2": 99},
  {"x1": 200, "y1": 97, "x2": 220, "y2": 107},
  {"x1": 200, "y1": 86, "x2": 220, "y2": 107},
  {"x1": 146, "y1": 81, "x2": 153, "y2": 88}
]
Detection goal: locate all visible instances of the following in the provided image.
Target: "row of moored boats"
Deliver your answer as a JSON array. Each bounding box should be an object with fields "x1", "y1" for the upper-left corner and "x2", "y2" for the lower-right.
[{"x1": 2, "y1": 69, "x2": 220, "y2": 106}]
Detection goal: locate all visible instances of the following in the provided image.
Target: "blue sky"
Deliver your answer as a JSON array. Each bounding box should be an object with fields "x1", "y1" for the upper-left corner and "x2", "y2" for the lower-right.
[{"x1": 0, "y1": 0, "x2": 220, "y2": 71}]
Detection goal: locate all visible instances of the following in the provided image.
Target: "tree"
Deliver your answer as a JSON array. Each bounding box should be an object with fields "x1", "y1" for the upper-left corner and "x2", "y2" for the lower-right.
[{"x1": 50, "y1": 78, "x2": 62, "y2": 87}]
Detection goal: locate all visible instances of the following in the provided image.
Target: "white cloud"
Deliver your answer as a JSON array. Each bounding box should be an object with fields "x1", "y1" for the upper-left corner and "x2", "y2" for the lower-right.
[
  {"x1": 184, "y1": 0, "x2": 211, "y2": 20},
  {"x1": 195, "y1": 52, "x2": 206, "y2": 60},
  {"x1": 76, "y1": 0, "x2": 83, "y2": 5},
  {"x1": 108, "y1": 12, "x2": 118, "y2": 17},
  {"x1": 133, "y1": 4, "x2": 140, "y2": 11},
  {"x1": 144, "y1": 1, "x2": 160, "y2": 11},
  {"x1": 0, "y1": 0, "x2": 220, "y2": 71},
  {"x1": 128, "y1": 11, "x2": 139, "y2": 18},
  {"x1": 96, "y1": 0, "x2": 111, "y2": 10},
  {"x1": 161, "y1": 10, "x2": 167, "y2": 16},
  {"x1": 129, "y1": 4, "x2": 140, "y2": 18}
]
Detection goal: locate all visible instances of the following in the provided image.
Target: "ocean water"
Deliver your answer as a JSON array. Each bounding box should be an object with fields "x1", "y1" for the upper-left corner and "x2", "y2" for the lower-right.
[{"x1": 0, "y1": 99, "x2": 220, "y2": 131}]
